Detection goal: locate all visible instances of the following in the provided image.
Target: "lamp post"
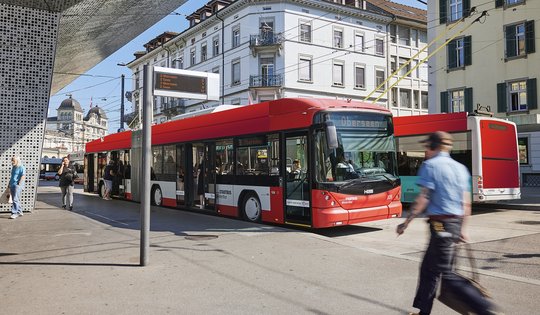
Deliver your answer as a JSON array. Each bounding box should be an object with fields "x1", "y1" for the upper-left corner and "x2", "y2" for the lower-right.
[{"x1": 117, "y1": 63, "x2": 128, "y2": 132}]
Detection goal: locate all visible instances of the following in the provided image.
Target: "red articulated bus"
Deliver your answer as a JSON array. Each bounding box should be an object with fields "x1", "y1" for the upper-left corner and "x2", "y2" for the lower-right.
[
  {"x1": 394, "y1": 112, "x2": 520, "y2": 203},
  {"x1": 84, "y1": 98, "x2": 402, "y2": 228}
]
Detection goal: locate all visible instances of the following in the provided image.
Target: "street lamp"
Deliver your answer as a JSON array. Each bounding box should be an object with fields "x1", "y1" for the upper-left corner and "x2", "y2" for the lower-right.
[{"x1": 117, "y1": 63, "x2": 127, "y2": 132}]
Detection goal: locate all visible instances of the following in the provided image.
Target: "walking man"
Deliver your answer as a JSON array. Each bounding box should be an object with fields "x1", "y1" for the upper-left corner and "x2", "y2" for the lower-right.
[
  {"x1": 58, "y1": 156, "x2": 77, "y2": 210},
  {"x1": 9, "y1": 156, "x2": 26, "y2": 219},
  {"x1": 396, "y1": 131, "x2": 495, "y2": 315}
]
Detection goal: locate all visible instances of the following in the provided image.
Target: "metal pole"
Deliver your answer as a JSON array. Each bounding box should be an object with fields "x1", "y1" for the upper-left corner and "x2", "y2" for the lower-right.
[
  {"x1": 120, "y1": 74, "x2": 125, "y2": 131},
  {"x1": 140, "y1": 65, "x2": 152, "y2": 266}
]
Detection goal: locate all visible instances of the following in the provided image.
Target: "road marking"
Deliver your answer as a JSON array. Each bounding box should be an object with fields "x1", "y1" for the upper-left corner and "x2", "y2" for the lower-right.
[{"x1": 83, "y1": 211, "x2": 130, "y2": 226}]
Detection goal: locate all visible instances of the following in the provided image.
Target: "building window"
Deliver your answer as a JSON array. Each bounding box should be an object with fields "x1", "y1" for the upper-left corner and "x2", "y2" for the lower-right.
[
  {"x1": 232, "y1": 26, "x2": 240, "y2": 48},
  {"x1": 421, "y1": 92, "x2": 428, "y2": 109},
  {"x1": 509, "y1": 80, "x2": 528, "y2": 111},
  {"x1": 333, "y1": 29, "x2": 343, "y2": 48},
  {"x1": 450, "y1": 89, "x2": 465, "y2": 112},
  {"x1": 300, "y1": 21, "x2": 311, "y2": 43},
  {"x1": 448, "y1": 36, "x2": 471, "y2": 69},
  {"x1": 175, "y1": 56, "x2": 183, "y2": 69},
  {"x1": 299, "y1": 56, "x2": 312, "y2": 82},
  {"x1": 213, "y1": 36, "x2": 220, "y2": 56},
  {"x1": 440, "y1": 0, "x2": 470, "y2": 24},
  {"x1": 354, "y1": 64, "x2": 365, "y2": 89},
  {"x1": 505, "y1": 21, "x2": 535, "y2": 59},
  {"x1": 375, "y1": 69, "x2": 385, "y2": 91},
  {"x1": 498, "y1": 79, "x2": 537, "y2": 113},
  {"x1": 389, "y1": 25, "x2": 396, "y2": 43},
  {"x1": 332, "y1": 62, "x2": 344, "y2": 86},
  {"x1": 232, "y1": 59, "x2": 240, "y2": 85},
  {"x1": 400, "y1": 89, "x2": 411, "y2": 108},
  {"x1": 518, "y1": 137, "x2": 528, "y2": 164},
  {"x1": 441, "y1": 88, "x2": 473, "y2": 112},
  {"x1": 399, "y1": 58, "x2": 410, "y2": 77},
  {"x1": 190, "y1": 48, "x2": 196, "y2": 66},
  {"x1": 201, "y1": 43, "x2": 207, "y2": 62},
  {"x1": 411, "y1": 29, "x2": 418, "y2": 47},
  {"x1": 355, "y1": 33, "x2": 364, "y2": 52},
  {"x1": 398, "y1": 26, "x2": 410, "y2": 46},
  {"x1": 496, "y1": 0, "x2": 525, "y2": 8},
  {"x1": 375, "y1": 39, "x2": 384, "y2": 55}
]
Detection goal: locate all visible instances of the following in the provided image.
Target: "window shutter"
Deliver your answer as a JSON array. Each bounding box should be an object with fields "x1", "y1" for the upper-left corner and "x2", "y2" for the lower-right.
[
  {"x1": 463, "y1": 0, "x2": 471, "y2": 17},
  {"x1": 464, "y1": 88, "x2": 473, "y2": 113},
  {"x1": 440, "y1": 91, "x2": 449, "y2": 113},
  {"x1": 497, "y1": 83, "x2": 507, "y2": 113},
  {"x1": 505, "y1": 25, "x2": 516, "y2": 58},
  {"x1": 525, "y1": 20, "x2": 535, "y2": 54},
  {"x1": 527, "y1": 78, "x2": 537, "y2": 110},
  {"x1": 439, "y1": 0, "x2": 447, "y2": 24},
  {"x1": 447, "y1": 39, "x2": 457, "y2": 69},
  {"x1": 464, "y1": 36, "x2": 472, "y2": 66},
  {"x1": 495, "y1": 0, "x2": 504, "y2": 8}
]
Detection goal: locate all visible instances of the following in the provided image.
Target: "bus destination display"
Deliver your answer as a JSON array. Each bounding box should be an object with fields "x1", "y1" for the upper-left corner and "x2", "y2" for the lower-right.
[{"x1": 155, "y1": 71, "x2": 207, "y2": 95}]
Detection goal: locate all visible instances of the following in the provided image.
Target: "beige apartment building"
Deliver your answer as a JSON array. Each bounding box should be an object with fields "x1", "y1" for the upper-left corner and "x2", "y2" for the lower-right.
[{"x1": 428, "y1": 0, "x2": 539, "y2": 187}]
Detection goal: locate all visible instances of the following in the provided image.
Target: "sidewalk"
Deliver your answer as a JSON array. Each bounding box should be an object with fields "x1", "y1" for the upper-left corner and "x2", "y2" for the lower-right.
[{"x1": 1, "y1": 185, "x2": 539, "y2": 314}]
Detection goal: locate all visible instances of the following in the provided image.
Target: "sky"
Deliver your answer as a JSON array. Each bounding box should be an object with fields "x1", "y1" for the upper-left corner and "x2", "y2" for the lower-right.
[{"x1": 48, "y1": 0, "x2": 426, "y2": 134}]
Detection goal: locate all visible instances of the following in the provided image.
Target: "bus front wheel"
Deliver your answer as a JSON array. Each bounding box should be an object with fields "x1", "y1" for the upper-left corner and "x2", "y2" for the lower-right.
[
  {"x1": 242, "y1": 192, "x2": 261, "y2": 223},
  {"x1": 151, "y1": 185, "x2": 163, "y2": 206}
]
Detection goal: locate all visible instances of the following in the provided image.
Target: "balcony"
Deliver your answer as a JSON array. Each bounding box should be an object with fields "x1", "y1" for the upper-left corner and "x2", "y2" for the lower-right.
[
  {"x1": 249, "y1": 34, "x2": 283, "y2": 56},
  {"x1": 249, "y1": 74, "x2": 282, "y2": 88}
]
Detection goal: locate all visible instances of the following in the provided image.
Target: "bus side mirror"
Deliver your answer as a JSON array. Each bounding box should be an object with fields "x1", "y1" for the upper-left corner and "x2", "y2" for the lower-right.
[{"x1": 326, "y1": 122, "x2": 338, "y2": 150}]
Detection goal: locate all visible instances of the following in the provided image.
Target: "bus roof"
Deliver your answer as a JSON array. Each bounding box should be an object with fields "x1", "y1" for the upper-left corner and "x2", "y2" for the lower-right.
[
  {"x1": 393, "y1": 112, "x2": 468, "y2": 137},
  {"x1": 86, "y1": 98, "x2": 390, "y2": 152}
]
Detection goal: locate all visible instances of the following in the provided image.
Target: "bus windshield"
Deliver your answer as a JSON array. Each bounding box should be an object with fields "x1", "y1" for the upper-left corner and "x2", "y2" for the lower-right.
[{"x1": 314, "y1": 112, "x2": 398, "y2": 192}]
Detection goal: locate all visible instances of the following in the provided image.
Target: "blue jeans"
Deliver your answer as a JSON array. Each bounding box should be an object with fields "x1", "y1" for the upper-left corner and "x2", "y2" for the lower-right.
[{"x1": 10, "y1": 184, "x2": 23, "y2": 215}]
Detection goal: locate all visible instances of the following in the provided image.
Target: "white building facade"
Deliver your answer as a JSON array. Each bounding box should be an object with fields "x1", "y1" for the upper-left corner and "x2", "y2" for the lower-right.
[
  {"x1": 43, "y1": 96, "x2": 109, "y2": 158},
  {"x1": 428, "y1": 0, "x2": 539, "y2": 186},
  {"x1": 126, "y1": 0, "x2": 427, "y2": 125}
]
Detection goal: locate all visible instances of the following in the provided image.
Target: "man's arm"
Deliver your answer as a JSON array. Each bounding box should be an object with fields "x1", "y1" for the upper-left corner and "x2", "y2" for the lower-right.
[{"x1": 396, "y1": 186, "x2": 431, "y2": 235}]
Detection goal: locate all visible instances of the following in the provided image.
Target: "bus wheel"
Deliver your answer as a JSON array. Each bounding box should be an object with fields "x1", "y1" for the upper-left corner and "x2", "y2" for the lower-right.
[
  {"x1": 99, "y1": 182, "x2": 105, "y2": 198},
  {"x1": 55, "y1": 174, "x2": 60, "y2": 181},
  {"x1": 242, "y1": 192, "x2": 261, "y2": 222},
  {"x1": 151, "y1": 185, "x2": 163, "y2": 206}
]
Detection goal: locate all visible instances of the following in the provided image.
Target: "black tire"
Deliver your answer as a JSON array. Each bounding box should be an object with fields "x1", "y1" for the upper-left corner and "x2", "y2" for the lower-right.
[
  {"x1": 55, "y1": 174, "x2": 60, "y2": 181},
  {"x1": 242, "y1": 192, "x2": 261, "y2": 222},
  {"x1": 151, "y1": 185, "x2": 163, "y2": 206},
  {"x1": 99, "y1": 182, "x2": 105, "y2": 198}
]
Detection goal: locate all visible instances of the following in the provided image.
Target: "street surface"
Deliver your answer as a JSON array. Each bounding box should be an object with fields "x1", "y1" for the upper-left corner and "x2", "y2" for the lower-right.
[{"x1": 0, "y1": 181, "x2": 538, "y2": 314}]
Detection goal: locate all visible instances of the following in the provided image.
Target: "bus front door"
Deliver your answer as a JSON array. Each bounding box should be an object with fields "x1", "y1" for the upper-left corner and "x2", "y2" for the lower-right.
[
  {"x1": 284, "y1": 133, "x2": 311, "y2": 226},
  {"x1": 190, "y1": 143, "x2": 216, "y2": 211}
]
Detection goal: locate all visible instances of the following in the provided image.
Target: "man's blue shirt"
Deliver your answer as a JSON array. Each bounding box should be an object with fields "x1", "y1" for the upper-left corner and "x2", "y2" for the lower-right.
[
  {"x1": 416, "y1": 152, "x2": 471, "y2": 216},
  {"x1": 10, "y1": 165, "x2": 26, "y2": 187}
]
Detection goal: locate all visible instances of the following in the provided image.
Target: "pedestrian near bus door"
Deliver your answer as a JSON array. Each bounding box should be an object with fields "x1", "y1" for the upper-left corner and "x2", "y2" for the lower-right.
[{"x1": 58, "y1": 156, "x2": 77, "y2": 211}]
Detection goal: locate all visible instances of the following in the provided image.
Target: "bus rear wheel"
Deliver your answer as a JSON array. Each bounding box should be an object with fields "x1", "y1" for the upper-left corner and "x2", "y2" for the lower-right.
[
  {"x1": 151, "y1": 185, "x2": 163, "y2": 206},
  {"x1": 242, "y1": 192, "x2": 261, "y2": 223}
]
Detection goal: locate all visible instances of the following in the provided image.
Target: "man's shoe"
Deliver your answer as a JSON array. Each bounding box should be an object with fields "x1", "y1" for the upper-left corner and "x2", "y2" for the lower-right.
[
  {"x1": 10, "y1": 213, "x2": 19, "y2": 219},
  {"x1": 69, "y1": 206, "x2": 73, "y2": 211},
  {"x1": 62, "y1": 205, "x2": 66, "y2": 209},
  {"x1": 19, "y1": 211, "x2": 23, "y2": 216}
]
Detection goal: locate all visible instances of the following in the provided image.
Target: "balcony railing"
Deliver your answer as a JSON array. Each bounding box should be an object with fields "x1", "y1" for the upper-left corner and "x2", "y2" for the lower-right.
[
  {"x1": 249, "y1": 74, "x2": 282, "y2": 88},
  {"x1": 249, "y1": 34, "x2": 283, "y2": 47}
]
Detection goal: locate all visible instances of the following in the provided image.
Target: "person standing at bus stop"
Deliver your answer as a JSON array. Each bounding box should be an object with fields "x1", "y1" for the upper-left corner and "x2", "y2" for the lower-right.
[
  {"x1": 58, "y1": 156, "x2": 77, "y2": 211},
  {"x1": 103, "y1": 160, "x2": 115, "y2": 200},
  {"x1": 8, "y1": 156, "x2": 26, "y2": 219},
  {"x1": 396, "y1": 131, "x2": 495, "y2": 315}
]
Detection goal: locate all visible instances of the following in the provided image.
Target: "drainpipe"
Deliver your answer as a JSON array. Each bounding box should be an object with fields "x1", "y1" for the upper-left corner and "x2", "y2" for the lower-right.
[{"x1": 215, "y1": 10, "x2": 225, "y2": 104}]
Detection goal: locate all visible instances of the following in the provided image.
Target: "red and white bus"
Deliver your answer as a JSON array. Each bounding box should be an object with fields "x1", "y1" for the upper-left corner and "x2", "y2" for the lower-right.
[
  {"x1": 394, "y1": 112, "x2": 520, "y2": 203},
  {"x1": 84, "y1": 98, "x2": 402, "y2": 228}
]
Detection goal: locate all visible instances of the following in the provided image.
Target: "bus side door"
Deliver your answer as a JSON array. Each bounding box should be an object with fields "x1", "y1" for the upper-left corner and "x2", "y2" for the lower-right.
[{"x1": 283, "y1": 132, "x2": 311, "y2": 226}]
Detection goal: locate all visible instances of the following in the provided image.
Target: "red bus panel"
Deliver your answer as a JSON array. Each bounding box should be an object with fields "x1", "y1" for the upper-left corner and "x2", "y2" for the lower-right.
[
  {"x1": 480, "y1": 120, "x2": 519, "y2": 188},
  {"x1": 393, "y1": 112, "x2": 468, "y2": 136}
]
